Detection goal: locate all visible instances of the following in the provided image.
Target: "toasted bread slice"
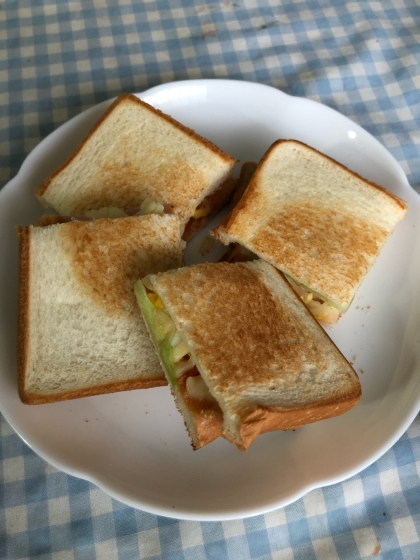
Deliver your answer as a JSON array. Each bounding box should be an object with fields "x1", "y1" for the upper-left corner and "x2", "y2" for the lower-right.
[
  {"x1": 140, "y1": 260, "x2": 361, "y2": 451},
  {"x1": 212, "y1": 140, "x2": 407, "y2": 312},
  {"x1": 17, "y1": 215, "x2": 184, "y2": 404},
  {"x1": 35, "y1": 93, "x2": 236, "y2": 226}
]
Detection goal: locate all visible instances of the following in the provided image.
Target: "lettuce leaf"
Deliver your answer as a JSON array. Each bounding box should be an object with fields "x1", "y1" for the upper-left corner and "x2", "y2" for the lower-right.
[{"x1": 134, "y1": 280, "x2": 177, "y2": 388}]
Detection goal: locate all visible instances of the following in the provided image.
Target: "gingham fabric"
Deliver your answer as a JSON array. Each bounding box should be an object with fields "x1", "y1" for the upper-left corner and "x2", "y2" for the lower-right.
[{"x1": 1, "y1": 1, "x2": 419, "y2": 558}]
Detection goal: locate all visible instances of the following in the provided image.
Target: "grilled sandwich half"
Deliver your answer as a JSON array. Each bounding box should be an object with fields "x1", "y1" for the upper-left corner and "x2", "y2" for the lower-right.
[
  {"x1": 17, "y1": 214, "x2": 184, "y2": 404},
  {"x1": 213, "y1": 140, "x2": 407, "y2": 322},
  {"x1": 135, "y1": 260, "x2": 362, "y2": 451},
  {"x1": 36, "y1": 93, "x2": 237, "y2": 240}
]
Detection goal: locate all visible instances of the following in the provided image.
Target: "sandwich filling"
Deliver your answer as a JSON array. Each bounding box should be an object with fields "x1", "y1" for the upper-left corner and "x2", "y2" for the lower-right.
[
  {"x1": 41, "y1": 173, "x2": 236, "y2": 240},
  {"x1": 287, "y1": 278, "x2": 341, "y2": 326},
  {"x1": 134, "y1": 277, "x2": 219, "y2": 409},
  {"x1": 82, "y1": 201, "x2": 209, "y2": 233},
  {"x1": 182, "y1": 177, "x2": 237, "y2": 241},
  {"x1": 82, "y1": 197, "x2": 166, "y2": 219},
  {"x1": 50, "y1": 194, "x2": 221, "y2": 241}
]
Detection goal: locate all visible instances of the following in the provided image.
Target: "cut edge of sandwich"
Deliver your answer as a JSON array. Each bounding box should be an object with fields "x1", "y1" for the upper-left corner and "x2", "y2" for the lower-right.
[{"x1": 134, "y1": 278, "x2": 223, "y2": 449}]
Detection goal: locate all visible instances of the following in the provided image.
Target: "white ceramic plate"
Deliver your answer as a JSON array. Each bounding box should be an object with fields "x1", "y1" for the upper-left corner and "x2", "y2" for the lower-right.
[{"x1": 1, "y1": 80, "x2": 419, "y2": 521}]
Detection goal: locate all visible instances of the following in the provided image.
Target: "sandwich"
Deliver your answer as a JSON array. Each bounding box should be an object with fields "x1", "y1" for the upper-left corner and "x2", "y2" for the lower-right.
[
  {"x1": 17, "y1": 214, "x2": 184, "y2": 404},
  {"x1": 135, "y1": 260, "x2": 362, "y2": 451},
  {"x1": 35, "y1": 93, "x2": 237, "y2": 240},
  {"x1": 212, "y1": 140, "x2": 408, "y2": 324}
]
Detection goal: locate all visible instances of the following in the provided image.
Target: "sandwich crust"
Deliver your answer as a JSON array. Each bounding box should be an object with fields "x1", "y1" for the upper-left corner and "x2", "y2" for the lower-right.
[
  {"x1": 16, "y1": 226, "x2": 31, "y2": 403},
  {"x1": 212, "y1": 140, "x2": 407, "y2": 311},
  {"x1": 35, "y1": 215, "x2": 69, "y2": 227},
  {"x1": 19, "y1": 377, "x2": 167, "y2": 405},
  {"x1": 232, "y1": 392, "x2": 361, "y2": 451},
  {"x1": 150, "y1": 260, "x2": 361, "y2": 450},
  {"x1": 35, "y1": 93, "x2": 237, "y2": 222}
]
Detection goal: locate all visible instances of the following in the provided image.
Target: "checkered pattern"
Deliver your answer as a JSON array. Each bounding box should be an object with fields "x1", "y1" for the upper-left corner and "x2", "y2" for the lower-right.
[
  {"x1": 0, "y1": 0, "x2": 419, "y2": 192},
  {"x1": 1, "y1": 0, "x2": 419, "y2": 558},
  {"x1": 1, "y1": 414, "x2": 419, "y2": 559}
]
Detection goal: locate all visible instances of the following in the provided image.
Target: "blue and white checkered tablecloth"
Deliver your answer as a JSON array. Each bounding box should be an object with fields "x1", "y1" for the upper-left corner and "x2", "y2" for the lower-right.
[{"x1": 1, "y1": 1, "x2": 419, "y2": 558}]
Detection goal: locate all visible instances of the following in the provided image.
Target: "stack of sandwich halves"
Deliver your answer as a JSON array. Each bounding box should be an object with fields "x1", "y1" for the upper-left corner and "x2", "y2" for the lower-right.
[{"x1": 17, "y1": 93, "x2": 407, "y2": 451}]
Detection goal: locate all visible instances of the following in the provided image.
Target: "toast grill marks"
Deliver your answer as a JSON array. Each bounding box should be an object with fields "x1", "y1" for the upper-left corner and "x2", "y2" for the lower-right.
[
  {"x1": 61, "y1": 216, "x2": 183, "y2": 317},
  {"x1": 213, "y1": 140, "x2": 407, "y2": 312},
  {"x1": 155, "y1": 262, "x2": 321, "y2": 391},
  {"x1": 17, "y1": 215, "x2": 184, "y2": 404},
  {"x1": 252, "y1": 201, "x2": 388, "y2": 311},
  {"x1": 36, "y1": 93, "x2": 236, "y2": 226},
  {"x1": 149, "y1": 261, "x2": 361, "y2": 451}
]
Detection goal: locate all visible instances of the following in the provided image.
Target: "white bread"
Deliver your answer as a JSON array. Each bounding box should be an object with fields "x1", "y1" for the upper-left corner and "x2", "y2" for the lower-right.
[
  {"x1": 213, "y1": 140, "x2": 407, "y2": 312},
  {"x1": 35, "y1": 93, "x2": 236, "y2": 226},
  {"x1": 17, "y1": 214, "x2": 184, "y2": 404},
  {"x1": 148, "y1": 260, "x2": 361, "y2": 451}
]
